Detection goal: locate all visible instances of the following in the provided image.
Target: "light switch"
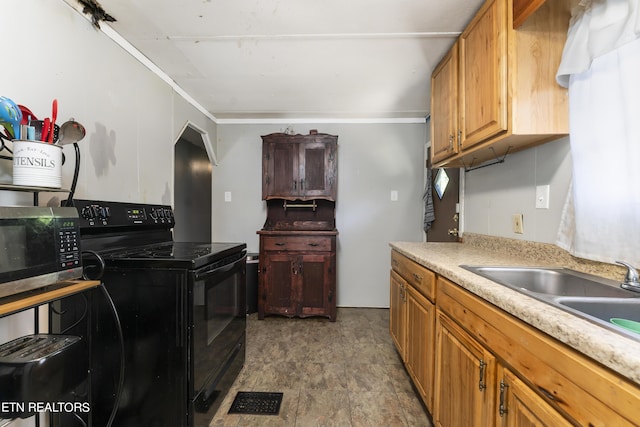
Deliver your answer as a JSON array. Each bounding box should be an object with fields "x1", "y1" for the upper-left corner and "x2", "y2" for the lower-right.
[
  {"x1": 535, "y1": 185, "x2": 550, "y2": 209},
  {"x1": 224, "y1": 191, "x2": 232, "y2": 202},
  {"x1": 390, "y1": 190, "x2": 398, "y2": 201}
]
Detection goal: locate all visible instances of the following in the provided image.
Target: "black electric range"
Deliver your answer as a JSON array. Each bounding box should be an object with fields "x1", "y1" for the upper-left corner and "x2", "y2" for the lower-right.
[{"x1": 55, "y1": 199, "x2": 246, "y2": 427}]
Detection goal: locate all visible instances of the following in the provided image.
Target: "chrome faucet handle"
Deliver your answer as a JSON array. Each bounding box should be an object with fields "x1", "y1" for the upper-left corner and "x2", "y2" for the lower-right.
[{"x1": 616, "y1": 261, "x2": 640, "y2": 291}]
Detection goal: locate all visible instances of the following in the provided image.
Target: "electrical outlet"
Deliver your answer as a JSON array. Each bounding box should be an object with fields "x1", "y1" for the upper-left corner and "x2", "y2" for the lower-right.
[
  {"x1": 390, "y1": 190, "x2": 398, "y2": 201},
  {"x1": 512, "y1": 214, "x2": 524, "y2": 234},
  {"x1": 224, "y1": 191, "x2": 232, "y2": 202}
]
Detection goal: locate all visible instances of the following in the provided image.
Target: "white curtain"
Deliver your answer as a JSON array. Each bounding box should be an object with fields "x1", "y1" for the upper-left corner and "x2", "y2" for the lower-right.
[{"x1": 556, "y1": 0, "x2": 640, "y2": 266}]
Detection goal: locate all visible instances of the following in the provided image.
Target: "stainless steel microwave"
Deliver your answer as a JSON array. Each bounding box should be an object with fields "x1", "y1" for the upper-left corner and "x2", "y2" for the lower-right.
[{"x1": 0, "y1": 206, "x2": 82, "y2": 298}]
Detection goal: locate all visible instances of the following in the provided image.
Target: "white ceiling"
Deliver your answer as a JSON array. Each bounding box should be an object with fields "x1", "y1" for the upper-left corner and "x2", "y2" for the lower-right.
[{"x1": 86, "y1": 0, "x2": 484, "y2": 120}]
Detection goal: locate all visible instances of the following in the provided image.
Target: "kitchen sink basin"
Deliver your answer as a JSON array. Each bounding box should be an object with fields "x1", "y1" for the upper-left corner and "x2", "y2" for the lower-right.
[
  {"x1": 460, "y1": 266, "x2": 634, "y2": 298},
  {"x1": 558, "y1": 298, "x2": 640, "y2": 323},
  {"x1": 461, "y1": 265, "x2": 640, "y2": 340}
]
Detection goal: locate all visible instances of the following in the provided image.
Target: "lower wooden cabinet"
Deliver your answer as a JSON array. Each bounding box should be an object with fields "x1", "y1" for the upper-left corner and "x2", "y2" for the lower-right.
[
  {"x1": 259, "y1": 233, "x2": 336, "y2": 321},
  {"x1": 434, "y1": 310, "x2": 496, "y2": 427},
  {"x1": 390, "y1": 251, "x2": 436, "y2": 411},
  {"x1": 390, "y1": 250, "x2": 640, "y2": 426},
  {"x1": 389, "y1": 270, "x2": 407, "y2": 358},
  {"x1": 433, "y1": 308, "x2": 571, "y2": 427},
  {"x1": 405, "y1": 285, "x2": 436, "y2": 410},
  {"x1": 498, "y1": 366, "x2": 572, "y2": 427}
]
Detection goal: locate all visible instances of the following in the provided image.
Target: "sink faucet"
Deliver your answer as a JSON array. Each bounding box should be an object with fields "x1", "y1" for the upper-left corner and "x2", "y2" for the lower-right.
[{"x1": 616, "y1": 261, "x2": 640, "y2": 293}]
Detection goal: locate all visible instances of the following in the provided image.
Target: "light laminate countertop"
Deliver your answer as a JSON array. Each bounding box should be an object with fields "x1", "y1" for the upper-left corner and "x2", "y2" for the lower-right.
[{"x1": 390, "y1": 241, "x2": 640, "y2": 385}]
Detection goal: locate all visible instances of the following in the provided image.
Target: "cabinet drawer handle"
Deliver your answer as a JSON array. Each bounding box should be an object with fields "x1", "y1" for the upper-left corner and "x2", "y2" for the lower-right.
[
  {"x1": 478, "y1": 359, "x2": 487, "y2": 391},
  {"x1": 274, "y1": 242, "x2": 286, "y2": 246},
  {"x1": 413, "y1": 273, "x2": 422, "y2": 283},
  {"x1": 308, "y1": 243, "x2": 319, "y2": 247},
  {"x1": 538, "y1": 386, "x2": 557, "y2": 402}
]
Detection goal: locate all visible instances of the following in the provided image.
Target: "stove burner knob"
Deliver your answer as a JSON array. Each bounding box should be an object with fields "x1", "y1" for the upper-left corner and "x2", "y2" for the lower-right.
[
  {"x1": 149, "y1": 208, "x2": 158, "y2": 220},
  {"x1": 81, "y1": 205, "x2": 99, "y2": 221},
  {"x1": 98, "y1": 206, "x2": 111, "y2": 220},
  {"x1": 164, "y1": 208, "x2": 173, "y2": 219}
]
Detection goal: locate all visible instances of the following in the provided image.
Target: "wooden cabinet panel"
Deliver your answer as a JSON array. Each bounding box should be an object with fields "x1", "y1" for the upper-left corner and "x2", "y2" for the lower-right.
[
  {"x1": 431, "y1": 43, "x2": 459, "y2": 164},
  {"x1": 498, "y1": 366, "x2": 572, "y2": 427},
  {"x1": 406, "y1": 285, "x2": 436, "y2": 411},
  {"x1": 459, "y1": 0, "x2": 508, "y2": 149},
  {"x1": 259, "y1": 233, "x2": 336, "y2": 321},
  {"x1": 389, "y1": 270, "x2": 407, "y2": 360},
  {"x1": 437, "y1": 276, "x2": 640, "y2": 426},
  {"x1": 434, "y1": 310, "x2": 496, "y2": 427},
  {"x1": 391, "y1": 250, "x2": 436, "y2": 301},
  {"x1": 389, "y1": 252, "x2": 438, "y2": 414},
  {"x1": 261, "y1": 253, "x2": 296, "y2": 317},
  {"x1": 264, "y1": 141, "x2": 298, "y2": 197},
  {"x1": 300, "y1": 252, "x2": 335, "y2": 319},
  {"x1": 430, "y1": 0, "x2": 570, "y2": 168},
  {"x1": 262, "y1": 235, "x2": 333, "y2": 252},
  {"x1": 262, "y1": 132, "x2": 337, "y2": 201}
]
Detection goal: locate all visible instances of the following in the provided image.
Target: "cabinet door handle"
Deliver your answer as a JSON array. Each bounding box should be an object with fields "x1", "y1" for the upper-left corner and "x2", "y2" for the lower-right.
[
  {"x1": 478, "y1": 359, "x2": 487, "y2": 391},
  {"x1": 499, "y1": 379, "x2": 508, "y2": 417},
  {"x1": 300, "y1": 179, "x2": 304, "y2": 190},
  {"x1": 458, "y1": 130, "x2": 462, "y2": 149},
  {"x1": 294, "y1": 180, "x2": 297, "y2": 190}
]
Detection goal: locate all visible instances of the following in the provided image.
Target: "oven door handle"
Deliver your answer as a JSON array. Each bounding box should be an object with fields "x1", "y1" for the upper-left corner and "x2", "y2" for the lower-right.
[{"x1": 193, "y1": 251, "x2": 247, "y2": 281}]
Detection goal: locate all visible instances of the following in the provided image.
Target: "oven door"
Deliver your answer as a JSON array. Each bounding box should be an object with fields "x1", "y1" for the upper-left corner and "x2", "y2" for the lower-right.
[{"x1": 190, "y1": 251, "x2": 246, "y2": 421}]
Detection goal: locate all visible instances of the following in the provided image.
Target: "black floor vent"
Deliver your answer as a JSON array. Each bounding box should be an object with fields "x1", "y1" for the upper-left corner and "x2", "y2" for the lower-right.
[{"x1": 228, "y1": 391, "x2": 283, "y2": 415}]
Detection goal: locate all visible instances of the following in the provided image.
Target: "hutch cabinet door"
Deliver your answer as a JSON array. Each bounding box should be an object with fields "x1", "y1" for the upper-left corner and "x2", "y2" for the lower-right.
[
  {"x1": 298, "y1": 252, "x2": 335, "y2": 320},
  {"x1": 260, "y1": 253, "x2": 297, "y2": 318},
  {"x1": 262, "y1": 141, "x2": 299, "y2": 199},
  {"x1": 299, "y1": 141, "x2": 337, "y2": 200}
]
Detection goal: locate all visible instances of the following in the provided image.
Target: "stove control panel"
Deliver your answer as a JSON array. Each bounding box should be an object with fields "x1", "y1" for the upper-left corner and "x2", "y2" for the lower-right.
[{"x1": 71, "y1": 199, "x2": 175, "y2": 230}]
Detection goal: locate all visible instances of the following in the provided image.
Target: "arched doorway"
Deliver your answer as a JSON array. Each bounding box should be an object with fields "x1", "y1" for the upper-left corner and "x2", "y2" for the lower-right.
[{"x1": 173, "y1": 124, "x2": 213, "y2": 242}]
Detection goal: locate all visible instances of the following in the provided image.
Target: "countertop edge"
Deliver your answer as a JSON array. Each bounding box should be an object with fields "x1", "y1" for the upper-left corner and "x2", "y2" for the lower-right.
[{"x1": 389, "y1": 241, "x2": 640, "y2": 385}]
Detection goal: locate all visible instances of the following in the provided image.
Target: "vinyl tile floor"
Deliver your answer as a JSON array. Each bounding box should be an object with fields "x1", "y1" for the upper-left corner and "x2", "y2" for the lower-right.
[{"x1": 209, "y1": 308, "x2": 433, "y2": 427}]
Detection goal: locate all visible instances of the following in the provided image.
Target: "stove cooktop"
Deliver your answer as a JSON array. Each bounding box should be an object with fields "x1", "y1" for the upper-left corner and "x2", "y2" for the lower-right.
[{"x1": 105, "y1": 241, "x2": 247, "y2": 270}]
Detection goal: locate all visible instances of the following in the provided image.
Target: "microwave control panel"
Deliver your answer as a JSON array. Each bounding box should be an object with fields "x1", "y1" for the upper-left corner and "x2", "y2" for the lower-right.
[{"x1": 55, "y1": 218, "x2": 81, "y2": 269}]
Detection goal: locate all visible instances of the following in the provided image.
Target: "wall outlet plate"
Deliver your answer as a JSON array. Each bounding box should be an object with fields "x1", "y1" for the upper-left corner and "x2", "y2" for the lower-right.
[
  {"x1": 512, "y1": 214, "x2": 524, "y2": 234},
  {"x1": 536, "y1": 185, "x2": 550, "y2": 209}
]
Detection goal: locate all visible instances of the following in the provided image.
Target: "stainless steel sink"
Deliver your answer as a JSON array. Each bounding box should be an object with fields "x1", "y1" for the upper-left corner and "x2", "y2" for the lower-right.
[
  {"x1": 461, "y1": 265, "x2": 640, "y2": 341},
  {"x1": 558, "y1": 298, "x2": 640, "y2": 323},
  {"x1": 460, "y1": 266, "x2": 634, "y2": 298}
]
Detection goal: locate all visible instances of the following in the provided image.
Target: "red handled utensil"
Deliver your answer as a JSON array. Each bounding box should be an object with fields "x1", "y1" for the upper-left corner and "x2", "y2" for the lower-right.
[
  {"x1": 41, "y1": 118, "x2": 50, "y2": 142},
  {"x1": 49, "y1": 99, "x2": 57, "y2": 143}
]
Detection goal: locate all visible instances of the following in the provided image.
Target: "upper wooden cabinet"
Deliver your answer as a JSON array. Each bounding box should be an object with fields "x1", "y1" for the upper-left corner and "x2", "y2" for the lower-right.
[
  {"x1": 431, "y1": 43, "x2": 460, "y2": 164},
  {"x1": 430, "y1": 0, "x2": 571, "y2": 168},
  {"x1": 262, "y1": 131, "x2": 338, "y2": 201}
]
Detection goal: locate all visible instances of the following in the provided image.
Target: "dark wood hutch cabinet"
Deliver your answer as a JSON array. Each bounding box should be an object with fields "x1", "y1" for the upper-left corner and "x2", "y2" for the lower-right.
[
  {"x1": 262, "y1": 131, "x2": 337, "y2": 201},
  {"x1": 258, "y1": 130, "x2": 338, "y2": 321}
]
